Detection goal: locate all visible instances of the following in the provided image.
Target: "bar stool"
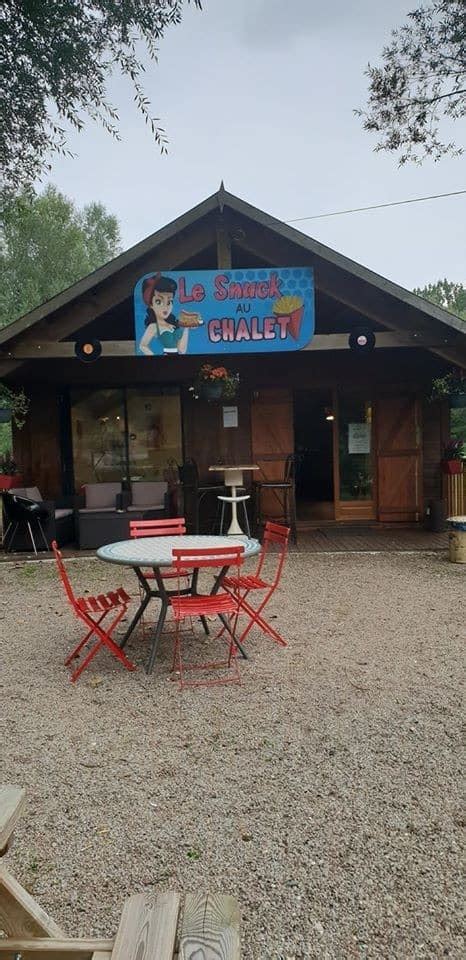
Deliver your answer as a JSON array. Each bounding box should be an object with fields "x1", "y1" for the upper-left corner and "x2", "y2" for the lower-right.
[
  {"x1": 253, "y1": 454, "x2": 298, "y2": 544},
  {"x1": 218, "y1": 493, "x2": 251, "y2": 536}
]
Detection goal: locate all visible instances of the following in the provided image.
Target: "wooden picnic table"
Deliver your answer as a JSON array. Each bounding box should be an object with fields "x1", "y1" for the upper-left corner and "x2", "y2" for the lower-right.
[{"x1": 0, "y1": 785, "x2": 240, "y2": 958}]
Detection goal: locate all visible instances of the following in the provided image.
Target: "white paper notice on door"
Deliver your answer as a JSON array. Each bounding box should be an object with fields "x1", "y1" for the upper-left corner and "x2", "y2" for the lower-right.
[
  {"x1": 223, "y1": 405, "x2": 238, "y2": 428},
  {"x1": 348, "y1": 422, "x2": 371, "y2": 454}
]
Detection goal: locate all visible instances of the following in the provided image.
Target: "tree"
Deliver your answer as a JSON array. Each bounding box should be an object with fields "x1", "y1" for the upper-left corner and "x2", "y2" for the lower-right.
[
  {"x1": 415, "y1": 278, "x2": 466, "y2": 441},
  {"x1": 413, "y1": 279, "x2": 466, "y2": 319},
  {"x1": 1, "y1": 0, "x2": 202, "y2": 190},
  {"x1": 0, "y1": 185, "x2": 121, "y2": 328},
  {"x1": 358, "y1": 1, "x2": 466, "y2": 164}
]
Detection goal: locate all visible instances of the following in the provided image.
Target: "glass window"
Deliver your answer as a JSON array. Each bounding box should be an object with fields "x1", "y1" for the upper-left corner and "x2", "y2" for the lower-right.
[
  {"x1": 126, "y1": 389, "x2": 182, "y2": 481},
  {"x1": 338, "y1": 396, "x2": 373, "y2": 501},
  {"x1": 70, "y1": 387, "x2": 183, "y2": 490},
  {"x1": 70, "y1": 388, "x2": 126, "y2": 489}
]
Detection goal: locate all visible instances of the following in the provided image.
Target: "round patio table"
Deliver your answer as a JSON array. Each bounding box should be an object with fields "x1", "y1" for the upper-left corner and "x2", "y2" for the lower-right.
[{"x1": 97, "y1": 534, "x2": 260, "y2": 675}]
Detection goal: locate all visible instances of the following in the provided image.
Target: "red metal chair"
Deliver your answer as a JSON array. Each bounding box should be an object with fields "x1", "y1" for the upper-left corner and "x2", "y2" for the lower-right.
[
  {"x1": 51, "y1": 540, "x2": 136, "y2": 683},
  {"x1": 129, "y1": 517, "x2": 189, "y2": 580},
  {"x1": 221, "y1": 521, "x2": 290, "y2": 648},
  {"x1": 129, "y1": 517, "x2": 190, "y2": 637},
  {"x1": 171, "y1": 545, "x2": 244, "y2": 690}
]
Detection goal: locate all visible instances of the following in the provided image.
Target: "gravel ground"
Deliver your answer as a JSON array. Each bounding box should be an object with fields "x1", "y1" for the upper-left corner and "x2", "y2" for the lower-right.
[{"x1": 0, "y1": 551, "x2": 464, "y2": 959}]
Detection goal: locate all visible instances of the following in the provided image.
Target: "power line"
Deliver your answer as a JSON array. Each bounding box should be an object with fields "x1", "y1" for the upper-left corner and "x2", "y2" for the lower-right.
[{"x1": 285, "y1": 189, "x2": 466, "y2": 224}]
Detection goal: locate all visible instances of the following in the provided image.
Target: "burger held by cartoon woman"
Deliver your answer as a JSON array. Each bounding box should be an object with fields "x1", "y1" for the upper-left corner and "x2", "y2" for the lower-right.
[{"x1": 138, "y1": 273, "x2": 202, "y2": 356}]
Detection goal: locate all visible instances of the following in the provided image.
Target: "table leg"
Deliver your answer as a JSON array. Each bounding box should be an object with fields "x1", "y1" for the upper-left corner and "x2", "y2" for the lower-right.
[
  {"x1": 191, "y1": 567, "x2": 209, "y2": 635},
  {"x1": 218, "y1": 612, "x2": 248, "y2": 660},
  {"x1": 119, "y1": 568, "x2": 153, "y2": 650},
  {"x1": 146, "y1": 597, "x2": 169, "y2": 675}
]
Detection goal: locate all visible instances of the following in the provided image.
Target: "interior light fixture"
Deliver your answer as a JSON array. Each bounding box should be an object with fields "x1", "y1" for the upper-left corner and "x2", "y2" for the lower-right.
[{"x1": 325, "y1": 407, "x2": 334, "y2": 421}]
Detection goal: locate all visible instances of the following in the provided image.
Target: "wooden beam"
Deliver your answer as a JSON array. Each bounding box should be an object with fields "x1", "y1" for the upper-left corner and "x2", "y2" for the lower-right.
[
  {"x1": 0, "y1": 864, "x2": 64, "y2": 938},
  {"x1": 0, "y1": 939, "x2": 113, "y2": 959},
  {"x1": 179, "y1": 893, "x2": 240, "y2": 960},
  {"x1": 0, "y1": 785, "x2": 26, "y2": 855},
  {"x1": 216, "y1": 215, "x2": 232, "y2": 269},
  {"x1": 233, "y1": 219, "x2": 466, "y2": 366},
  {"x1": 1, "y1": 331, "x2": 445, "y2": 360},
  {"x1": 110, "y1": 892, "x2": 180, "y2": 960}
]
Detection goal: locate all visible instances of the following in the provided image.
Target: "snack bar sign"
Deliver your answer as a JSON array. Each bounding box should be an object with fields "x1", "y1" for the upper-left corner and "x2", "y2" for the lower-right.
[{"x1": 134, "y1": 267, "x2": 314, "y2": 356}]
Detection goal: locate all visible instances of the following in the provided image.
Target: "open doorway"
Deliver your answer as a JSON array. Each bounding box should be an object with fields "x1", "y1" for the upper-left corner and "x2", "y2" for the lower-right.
[{"x1": 294, "y1": 390, "x2": 334, "y2": 521}]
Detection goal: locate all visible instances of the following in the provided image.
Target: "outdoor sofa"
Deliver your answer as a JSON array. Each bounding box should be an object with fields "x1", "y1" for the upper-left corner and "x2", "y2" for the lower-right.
[{"x1": 76, "y1": 480, "x2": 169, "y2": 549}]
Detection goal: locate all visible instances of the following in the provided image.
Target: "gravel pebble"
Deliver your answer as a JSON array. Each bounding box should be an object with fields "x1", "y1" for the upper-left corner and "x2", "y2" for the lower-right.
[{"x1": 0, "y1": 551, "x2": 464, "y2": 959}]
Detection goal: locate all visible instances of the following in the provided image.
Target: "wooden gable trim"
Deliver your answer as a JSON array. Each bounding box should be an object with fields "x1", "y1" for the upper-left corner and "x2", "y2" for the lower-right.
[
  {"x1": 0, "y1": 186, "x2": 464, "y2": 370},
  {"x1": 226, "y1": 213, "x2": 466, "y2": 367}
]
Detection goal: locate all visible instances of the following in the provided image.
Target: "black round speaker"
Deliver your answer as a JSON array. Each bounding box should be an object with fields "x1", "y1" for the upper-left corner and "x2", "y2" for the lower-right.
[
  {"x1": 74, "y1": 338, "x2": 102, "y2": 362},
  {"x1": 348, "y1": 326, "x2": 376, "y2": 352}
]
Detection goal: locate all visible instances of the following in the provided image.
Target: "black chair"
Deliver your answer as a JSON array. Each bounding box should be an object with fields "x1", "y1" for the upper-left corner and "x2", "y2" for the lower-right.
[
  {"x1": 2, "y1": 493, "x2": 50, "y2": 554},
  {"x1": 177, "y1": 459, "x2": 223, "y2": 533},
  {"x1": 252, "y1": 454, "x2": 298, "y2": 544}
]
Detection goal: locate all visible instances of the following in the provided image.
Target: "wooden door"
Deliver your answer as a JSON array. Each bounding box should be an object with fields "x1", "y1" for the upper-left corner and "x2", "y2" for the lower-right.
[
  {"x1": 377, "y1": 395, "x2": 422, "y2": 522},
  {"x1": 251, "y1": 388, "x2": 294, "y2": 517}
]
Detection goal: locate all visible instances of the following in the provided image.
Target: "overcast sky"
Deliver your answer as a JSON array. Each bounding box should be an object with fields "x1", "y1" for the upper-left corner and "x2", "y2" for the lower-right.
[{"x1": 45, "y1": 0, "x2": 465, "y2": 290}]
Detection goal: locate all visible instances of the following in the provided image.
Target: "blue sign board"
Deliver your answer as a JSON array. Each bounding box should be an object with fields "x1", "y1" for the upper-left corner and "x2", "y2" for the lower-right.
[{"x1": 134, "y1": 267, "x2": 314, "y2": 356}]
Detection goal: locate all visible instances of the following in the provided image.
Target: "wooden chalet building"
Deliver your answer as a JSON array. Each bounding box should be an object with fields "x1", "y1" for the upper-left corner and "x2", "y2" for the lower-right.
[{"x1": 1, "y1": 186, "x2": 465, "y2": 528}]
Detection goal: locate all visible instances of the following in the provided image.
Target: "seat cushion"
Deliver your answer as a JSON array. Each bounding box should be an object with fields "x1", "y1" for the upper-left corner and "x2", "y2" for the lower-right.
[
  {"x1": 9, "y1": 487, "x2": 27, "y2": 498},
  {"x1": 84, "y1": 482, "x2": 122, "y2": 509},
  {"x1": 54, "y1": 508, "x2": 73, "y2": 519},
  {"x1": 130, "y1": 481, "x2": 167, "y2": 507},
  {"x1": 127, "y1": 503, "x2": 165, "y2": 512},
  {"x1": 78, "y1": 507, "x2": 119, "y2": 514},
  {"x1": 25, "y1": 486, "x2": 42, "y2": 501}
]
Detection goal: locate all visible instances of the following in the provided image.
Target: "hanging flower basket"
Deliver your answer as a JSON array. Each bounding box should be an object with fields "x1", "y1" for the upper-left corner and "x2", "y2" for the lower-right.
[
  {"x1": 430, "y1": 369, "x2": 466, "y2": 407},
  {"x1": 190, "y1": 364, "x2": 240, "y2": 402}
]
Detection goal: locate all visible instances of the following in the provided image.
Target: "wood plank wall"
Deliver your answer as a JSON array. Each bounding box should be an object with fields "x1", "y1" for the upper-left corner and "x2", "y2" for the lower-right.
[
  {"x1": 422, "y1": 398, "x2": 449, "y2": 504},
  {"x1": 12, "y1": 389, "x2": 62, "y2": 496}
]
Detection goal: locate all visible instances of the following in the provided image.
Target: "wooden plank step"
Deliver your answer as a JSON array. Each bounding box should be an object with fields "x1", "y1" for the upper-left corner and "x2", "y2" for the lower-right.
[
  {"x1": 110, "y1": 892, "x2": 180, "y2": 960},
  {"x1": 0, "y1": 939, "x2": 113, "y2": 959},
  {"x1": 0, "y1": 784, "x2": 26, "y2": 855},
  {"x1": 179, "y1": 893, "x2": 240, "y2": 959},
  {"x1": 0, "y1": 864, "x2": 64, "y2": 938}
]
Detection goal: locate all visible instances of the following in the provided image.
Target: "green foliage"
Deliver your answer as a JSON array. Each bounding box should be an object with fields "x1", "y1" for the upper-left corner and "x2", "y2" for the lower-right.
[
  {"x1": 358, "y1": 1, "x2": 466, "y2": 164},
  {"x1": 413, "y1": 279, "x2": 466, "y2": 320},
  {"x1": 1, "y1": 0, "x2": 202, "y2": 189},
  {"x1": 0, "y1": 424, "x2": 12, "y2": 459},
  {"x1": 0, "y1": 384, "x2": 29, "y2": 427},
  {"x1": 451, "y1": 407, "x2": 466, "y2": 444},
  {"x1": 0, "y1": 185, "x2": 121, "y2": 328}
]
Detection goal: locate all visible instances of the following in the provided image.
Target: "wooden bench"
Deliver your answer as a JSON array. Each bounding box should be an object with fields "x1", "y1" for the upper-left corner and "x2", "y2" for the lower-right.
[{"x1": 0, "y1": 785, "x2": 240, "y2": 959}]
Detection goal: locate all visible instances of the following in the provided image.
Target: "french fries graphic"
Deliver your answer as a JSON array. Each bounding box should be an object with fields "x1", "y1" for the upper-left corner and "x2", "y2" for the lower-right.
[{"x1": 272, "y1": 294, "x2": 304, "y2": 341}]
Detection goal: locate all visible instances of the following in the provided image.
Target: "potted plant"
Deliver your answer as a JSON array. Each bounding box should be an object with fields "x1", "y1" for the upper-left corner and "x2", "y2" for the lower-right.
[
  {"x1": 190, "y1": 364, "x2": 240, "y2": 401},
  {"x1": 430, "y1": 369, "x2": 466, "y2": 408},
  {"x1": 0, "y1": 383, "x2": 29, "y2": 427},
  {"x1": 0, "y1": 451, "x2": 23, "y2": 490},
  {"x1": 441, "y1": 438, "x2": 465, "y2": 475}
]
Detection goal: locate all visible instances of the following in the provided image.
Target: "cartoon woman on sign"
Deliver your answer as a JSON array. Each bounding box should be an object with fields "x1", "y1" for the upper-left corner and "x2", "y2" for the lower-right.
[{"x1": 138, "y1": 273, "x2": 202, "y2": 355}]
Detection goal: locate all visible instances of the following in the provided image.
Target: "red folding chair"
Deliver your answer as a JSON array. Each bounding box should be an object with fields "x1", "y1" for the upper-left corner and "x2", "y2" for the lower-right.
[
  {"x1": 52, "y1": 540, "x2": 136, "y2": 683},
  {"x1": 171, "y1": 545, "x2": 244, "y2": 690},
  {"x1": 129, "y1": 518, "x2": 189, "y2": 580},
  {"x1": 221, "y1": 521, "x2": 290, "y2": 648},
  {"x1": 129, "y1": 518, "x2": 190, "y2": 637}
]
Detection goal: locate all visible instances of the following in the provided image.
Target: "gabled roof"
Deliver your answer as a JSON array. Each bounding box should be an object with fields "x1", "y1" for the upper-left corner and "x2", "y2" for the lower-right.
[{"x1": 0, "y1": 184, "x2": 464, "y2": 350}]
